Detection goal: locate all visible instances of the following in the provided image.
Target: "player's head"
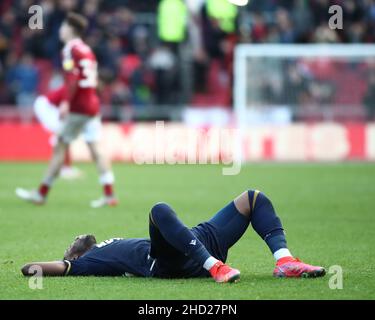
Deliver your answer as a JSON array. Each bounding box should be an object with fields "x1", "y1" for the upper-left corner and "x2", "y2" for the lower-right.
[
  {"x1": 59, "y1": 12, "x2": 88, "y2": 43},
  {"x1": 63, "y1": 234, "x2": 97, "y2": 260}
]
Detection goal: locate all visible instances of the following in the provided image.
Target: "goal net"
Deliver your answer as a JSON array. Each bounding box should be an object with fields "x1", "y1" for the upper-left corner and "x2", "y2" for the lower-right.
[{"x1": 233, "y1": 44, "x2": 375, "y2": 124}]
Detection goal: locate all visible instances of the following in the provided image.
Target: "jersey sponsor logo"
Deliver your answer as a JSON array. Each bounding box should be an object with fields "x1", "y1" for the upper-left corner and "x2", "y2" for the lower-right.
[
  {"x1": 63, "y1": 59, "x2": 74, "y2": 71},
  {"x1": 189, "y1": 239, "x2": 196, "y2": 246}
]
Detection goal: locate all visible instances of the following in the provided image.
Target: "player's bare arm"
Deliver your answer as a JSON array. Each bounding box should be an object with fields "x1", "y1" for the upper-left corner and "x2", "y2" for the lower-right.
[{"x1": 21, "y1": 261, "x2": 68, "y2": 277}]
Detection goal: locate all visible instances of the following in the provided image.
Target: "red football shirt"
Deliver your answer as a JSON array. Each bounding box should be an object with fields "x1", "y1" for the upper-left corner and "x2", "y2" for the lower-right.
[
  {"x1": 45, "y1": 85, "x2": 66, "y2": 106},
  {"x1": 61, "y1": 38, "x2": 100, "y2": 116}
]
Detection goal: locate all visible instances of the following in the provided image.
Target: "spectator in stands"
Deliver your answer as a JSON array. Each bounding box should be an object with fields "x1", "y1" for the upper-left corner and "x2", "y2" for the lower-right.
[
  {"x1": 0, "y1": 10, "x2": 15, "y2": 66},
  {"x1": 363, "y1": 72, "x2": 375, "y2": 121},
  {"x1": 310, "y1": 0, "x2": 332, "y2": 27},
  {"x1": 198, "y1": 0, "x2": 238, "y2": 103},
  {"x1": 149, "y1": 45, "x2": 178, "y2": 105},
  {"x1": 201, "y1": 0, "x2": 238, "y2": 60},
  {"x1": 251, "y1": 12, "x2": 268, "y2": 43},
  {"x1": 110, "y1": 80, "x2": 130, "y2": 120},
  {"x1": 275, "y1": 8, "x2": 296, "y2": 43},
  {"x1": 290, "y1": 0, "x2": 314, "y2": 43},
  {"x1": 82, "y1": 0, "x2": 100, "y2": 33},
  {"x1": 1, "y1": 0, "x2": 375, "y2": 117},
  {"x1": 156, "y1": 0, "x2": 188, "y2": 105},
  {"x1": 157, "y1": 0, "x2": 187, "y2": 50},
  {"x1": 283, "y1": 63, "x2": 311, "y2": 106},
  {"x1": 5, "y1": 53, "x2": 39, "y2": 121},
  {"x1": 185, "y1": 0, "x2": 209, "y2": 95},
  {"x1": 367, "y1": 0, "x2": 375, "y2": 22},
  {"x1": 313, "y1": 23, "x2": 339, "y2": 43}
]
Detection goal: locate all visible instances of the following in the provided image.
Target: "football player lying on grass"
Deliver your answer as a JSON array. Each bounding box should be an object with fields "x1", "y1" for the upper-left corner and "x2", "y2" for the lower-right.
[{"x1": 21, "y1": 190, "x2": 326, "y2": 282}]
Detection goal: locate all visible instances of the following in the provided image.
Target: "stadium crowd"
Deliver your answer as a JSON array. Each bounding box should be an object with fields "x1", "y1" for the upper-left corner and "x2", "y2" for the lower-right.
[{"x1": 0, "y1": 0, "x2": 374, "y2": 121}]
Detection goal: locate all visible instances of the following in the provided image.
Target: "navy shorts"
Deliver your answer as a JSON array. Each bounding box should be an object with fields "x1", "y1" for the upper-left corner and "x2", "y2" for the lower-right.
[
  {"x1": 150, "y1": 191, "x2": 255, "y2": 278},
  {"x1": 192, "y1": 200, "x2": 250, "y2": 262}
]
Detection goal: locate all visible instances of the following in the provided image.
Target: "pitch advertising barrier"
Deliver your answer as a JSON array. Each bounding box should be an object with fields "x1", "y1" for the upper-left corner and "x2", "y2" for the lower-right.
[{"x1": 0, "y1": 122, "x2": 374, "y2": 162}]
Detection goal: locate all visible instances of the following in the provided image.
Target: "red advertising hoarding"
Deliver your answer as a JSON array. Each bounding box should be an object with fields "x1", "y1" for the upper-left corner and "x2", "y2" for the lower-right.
[{"x1": 0, "y1": 122, "x2": 374, "y2": 162}]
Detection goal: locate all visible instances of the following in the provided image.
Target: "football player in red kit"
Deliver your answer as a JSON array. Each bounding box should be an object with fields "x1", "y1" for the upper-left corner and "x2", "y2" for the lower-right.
[{"x1": 16, "y1": 13, "x2": 117, "y2": 208}]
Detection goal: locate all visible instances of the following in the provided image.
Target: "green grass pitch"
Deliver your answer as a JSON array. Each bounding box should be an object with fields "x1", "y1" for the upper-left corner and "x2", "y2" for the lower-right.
[{"x1": 0, "y1": 162, "x2": 374, "y2": 300}]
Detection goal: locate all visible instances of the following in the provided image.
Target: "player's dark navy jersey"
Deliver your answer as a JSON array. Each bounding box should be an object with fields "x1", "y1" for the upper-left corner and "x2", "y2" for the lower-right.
[
  {"x1": 65, "y1": 228, "x2": 222, "y2": 278},
  {"x1": 65, "y1": 201, "x2": 243, "y2": 278},
  {"x1": 66, "y1": 238, "x2": 154, "y2": 277},
  {"x1": 65, "y1": 233, "x2": 217, "y2": 278}
]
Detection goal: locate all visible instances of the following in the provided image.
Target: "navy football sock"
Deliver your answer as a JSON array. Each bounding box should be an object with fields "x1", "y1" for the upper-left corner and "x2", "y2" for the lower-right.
[
  {"x1": 150, "y1": 203, "x2": 212, "y2": 266},
  {"x1": 249, "y1": 191, "x2": 288, "y2": 254}
]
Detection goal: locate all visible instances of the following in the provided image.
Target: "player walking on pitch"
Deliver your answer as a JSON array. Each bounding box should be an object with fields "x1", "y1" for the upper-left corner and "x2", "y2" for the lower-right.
[
  {"x1": 16, "y1": 13, "x2": 117, "y2": 208},
  {"x1": 21, "y1": 190, "x2": 325, "y2": 282}
]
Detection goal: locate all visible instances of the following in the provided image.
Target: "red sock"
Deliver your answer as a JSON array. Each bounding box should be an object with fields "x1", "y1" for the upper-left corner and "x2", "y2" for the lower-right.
[
  {"x1": 38, "y1": 184, "x2": 50, "y2": 197},
  {"x1": 64, "y1": 148, "x2": 72, "y2": 167},
  {"x1": 104, "y1": 184, "x2": 113, "y2": 197}
]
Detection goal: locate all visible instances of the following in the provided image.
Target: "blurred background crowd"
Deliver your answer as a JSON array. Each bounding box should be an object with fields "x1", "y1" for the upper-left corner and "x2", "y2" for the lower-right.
[{"x1": 0, "y1": 0, "x2": 375, "y2": 122}]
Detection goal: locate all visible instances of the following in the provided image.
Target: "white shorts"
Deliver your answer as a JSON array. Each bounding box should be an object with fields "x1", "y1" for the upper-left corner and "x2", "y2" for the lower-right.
[
  {"x1": 34, "y1": 96, "x2": 101, "y2": 144},
  {"x1": 57, "y1": 113, "x2": 101, "y2": 144},
  {"x1": 34, "y1": 96, "x2": 60, "y2": 132}
]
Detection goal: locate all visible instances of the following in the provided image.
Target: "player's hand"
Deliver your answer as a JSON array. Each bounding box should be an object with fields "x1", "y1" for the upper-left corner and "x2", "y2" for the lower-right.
[{"x1": 59, "y1": 101, "x2": 70, "y2": 119}]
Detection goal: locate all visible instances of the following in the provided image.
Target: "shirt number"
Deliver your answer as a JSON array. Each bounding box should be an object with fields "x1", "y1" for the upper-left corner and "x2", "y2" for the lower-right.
[
  {"x1": 96, "y1": 238, "x2": 122, "y2": 248},
  {"x1": 79, "y1": 59, "x2": 98, "y2": 88}
]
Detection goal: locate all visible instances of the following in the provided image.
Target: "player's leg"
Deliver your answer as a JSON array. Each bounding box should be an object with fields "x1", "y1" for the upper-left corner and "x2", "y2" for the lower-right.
[
  {"x1": 40, "y1": 114, "x2": 87, "y2": 199},
  {"x1": 149, "y1": 212, "x2": 180, "y2": 258},
  {"x1": 208, "y1": 190, "x2": 326, "y2": 278},
  {"x1": 15, "y1": 139, "x2": 68, "y2": 204},
  {"x1": 59, "y1": 143, "x2": 83, "y2": 180},
  {"x1": 201, "y1": 192, "x2": 251, "y2": 254},
  {"x1": 235, "y1": 190, "x2": 289, "y2": 258},
  {"x1": 149, "y1": 210, "x2": 209, "y2": 278},
  {"x1": 86, "y1": 141, "x2": 118, "y2": 208},
  {"x1": 38, "y1": 139, "x2": 68, "y2": 196},
  {"x1": 149, "y1": 202, "x2": 240, "y2": 283},
  {"x1": 250, "y1": 191, "x2": 325, "y2": 278},
  {"x1": 36, "y1": 115, "x2": 86, "y2": 200},
  {"x1": 59, "y1": 147, "x2": 82, "y2": 179},
  {"x1": 83, "y1": 116, "x2": 118, "y2": 208},
  {"x1": 16, "y1": 114, "x2": 86, "y2": 204},
  {"x1": 33, "y1": 97, "x2": 80, "y2": 179}
]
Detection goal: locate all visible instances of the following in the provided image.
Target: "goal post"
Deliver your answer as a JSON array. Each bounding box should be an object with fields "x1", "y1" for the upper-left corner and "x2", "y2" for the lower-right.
[
  {"x1": 233, "y1": 43, "x2": 375, "y2": 124},
  {"x1": 232, "y1": 43, "x2": 375, "y2": 162}
]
